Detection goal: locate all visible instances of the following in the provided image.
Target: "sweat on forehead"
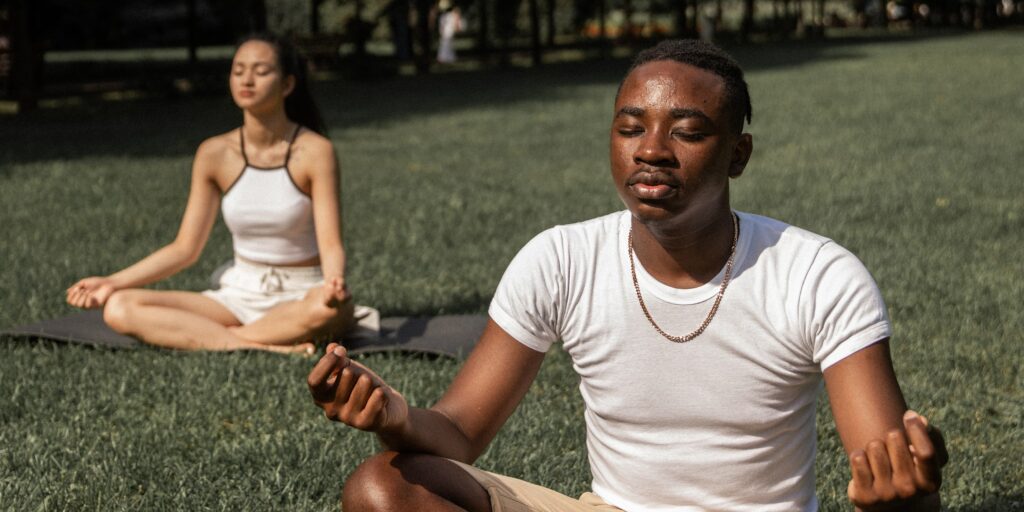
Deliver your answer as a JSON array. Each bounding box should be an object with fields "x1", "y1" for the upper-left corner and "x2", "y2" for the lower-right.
[{"x1": 617, "y1": 39, "x2": 752, "y2": 133}]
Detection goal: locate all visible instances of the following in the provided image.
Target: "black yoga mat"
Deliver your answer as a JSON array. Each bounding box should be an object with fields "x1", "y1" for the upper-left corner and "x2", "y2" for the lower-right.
[{"x1": 1, "y1": 310, "x2": 487, "y2": 359}]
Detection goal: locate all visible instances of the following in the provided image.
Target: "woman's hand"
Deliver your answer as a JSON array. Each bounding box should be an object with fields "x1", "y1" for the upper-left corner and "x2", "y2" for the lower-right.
[
  {"x1": 308, "y1": 343, "x2": 409, "y2": 433},
  {"x1": 321, "y1": 276, "x2": 351, "y2": 308},
  {"x1": 66, "y1": 277, "x2": 117, "y2": 309}
]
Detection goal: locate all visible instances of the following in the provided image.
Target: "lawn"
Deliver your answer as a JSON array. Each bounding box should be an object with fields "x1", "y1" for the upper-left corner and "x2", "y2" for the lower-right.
[{"x1": 1, "y1": 30, "x2": 1021, "y2": 510}]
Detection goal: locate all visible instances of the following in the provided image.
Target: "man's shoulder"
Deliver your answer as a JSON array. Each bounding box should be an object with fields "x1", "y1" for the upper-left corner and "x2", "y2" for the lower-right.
[
  {"x1": 739, "y1": 212, "x2": 873, "y2": 284},
  {"x1": 739, "y1": 211, "x2": 836, "y2": 253}
]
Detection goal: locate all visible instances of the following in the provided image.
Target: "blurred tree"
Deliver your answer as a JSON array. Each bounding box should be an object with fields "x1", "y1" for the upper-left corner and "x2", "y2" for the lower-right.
[
  {"x1": 4, "y1": 0, "x2": 43, "y2": 112},
  {"x1": 740, "y1": 0, "x2": 754, "y2": 40},
  {"x1": 247, "y1": 0, "x2": 268, "y2": 31},
  {"x1": 529, "y1": 0, "x2": 541, "y2": 64},
  {"x1": 311, "y1": 0, "x2": 323, "y2": 32}
]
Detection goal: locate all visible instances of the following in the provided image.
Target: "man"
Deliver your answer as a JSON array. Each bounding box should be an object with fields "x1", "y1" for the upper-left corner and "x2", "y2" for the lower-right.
[{"x1": 307, "y1": 39, "x2": 947, "y2": 511}]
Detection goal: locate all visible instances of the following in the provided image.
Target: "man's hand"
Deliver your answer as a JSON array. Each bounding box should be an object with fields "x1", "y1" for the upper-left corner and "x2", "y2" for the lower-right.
[
  {"x1": 307, "y1": 343, "x2": 408, "y2": 432},
  {"x1": 66, "y1": 277, "x2": 116, "y2": 309},
  {"x1": 847, "y1": 410, "x2": 949, "y2": 511}
]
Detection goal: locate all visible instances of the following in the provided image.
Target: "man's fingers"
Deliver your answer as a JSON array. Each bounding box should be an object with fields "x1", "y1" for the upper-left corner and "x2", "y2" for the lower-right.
[
  {"x1": 332, "y1": 366, "x2": 359, "y2": 406},
  {"x1": 884, "y1": 429, "x2": 918, "y2": 499},
  {"x1": 355, "y1": 387, "x2": 388, "y2": 429},
  {"x1": 865, "y1": 440, "x2": 893, "y2": 487},
  {"x1": 904, "y1": 411, "x2": 944, "y2": 491},
  {"x1": 345, "y1": 374, "x2": 375, "y2": 414},
  {"x1": 848, "y1": 449, "x2": 875, "y2": 504},
  {"x1": 307, "y1": 343, "x2": 347, "y2": 401}
]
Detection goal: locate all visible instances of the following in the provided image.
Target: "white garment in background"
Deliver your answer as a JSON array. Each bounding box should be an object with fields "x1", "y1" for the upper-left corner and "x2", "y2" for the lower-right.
[{"x1": 437, "y1": 10, "x2": 463, "y2": 63}]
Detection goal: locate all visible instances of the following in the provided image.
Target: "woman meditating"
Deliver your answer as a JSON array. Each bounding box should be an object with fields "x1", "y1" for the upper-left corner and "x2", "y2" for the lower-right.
[{"x1": 66, "y1": 33, "x2": 354, "y2": 354}]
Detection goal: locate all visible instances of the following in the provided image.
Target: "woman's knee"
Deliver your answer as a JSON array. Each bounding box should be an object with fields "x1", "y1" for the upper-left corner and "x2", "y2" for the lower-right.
[{"x1": 102, "y1": 290, "x2": 137, "y2": 333}]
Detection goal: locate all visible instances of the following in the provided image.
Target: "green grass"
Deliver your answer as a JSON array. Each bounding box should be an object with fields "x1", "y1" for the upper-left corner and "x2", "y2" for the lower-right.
[{"x1": 2, "y1": 30, "x2": 1022, "y2": 510}]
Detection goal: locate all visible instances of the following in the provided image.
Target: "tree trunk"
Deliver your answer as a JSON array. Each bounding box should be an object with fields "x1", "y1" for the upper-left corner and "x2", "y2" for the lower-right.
[
  {"x1": 477, "y1": 0, "x2": 490, "y2": 63},
  {"x1": 415, "y1": 0, "x2": 432, "y2": 73},
  {"x1": 740, "y1": 0, "x2": 754, "y2": 41},
  {"x1": 310, "y1": 0, "x2": 322, "y2": 33},
  {"x1": 674, "y1": 0, "x2": 688, "y2": 36},
  {"x1": 186, "y1": 0, "x2": 198, "y2": 68},
  {"x1": 546, "y1": 0, "x2": 556, "y2": 47},
  {"x1": 528, "y1": 0, "x2": 542, "y2": 65},
  {"x1": 8, "y1": 0, "x2": 42, "y2": 112},
  {"x1": 249, "y1": 0, "x2": 268, "y2": 32}
]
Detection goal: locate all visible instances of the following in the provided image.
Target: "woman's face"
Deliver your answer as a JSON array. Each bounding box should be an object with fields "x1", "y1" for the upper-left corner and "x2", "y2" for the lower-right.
[{"x1": 229, "y1": 40, "x2": 294, "y2": 113}]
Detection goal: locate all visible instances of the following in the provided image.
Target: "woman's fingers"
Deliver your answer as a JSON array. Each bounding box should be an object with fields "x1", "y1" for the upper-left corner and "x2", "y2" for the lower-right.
[
  {"x1": 67, "y1": 287, "x2": 89, "y2": 308},
  {"x1": 321, "y1": 278, "x2": 345, "y2": 307}
]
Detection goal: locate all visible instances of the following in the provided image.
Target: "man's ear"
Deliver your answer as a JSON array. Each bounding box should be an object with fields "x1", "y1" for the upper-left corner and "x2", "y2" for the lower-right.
[
  {"x1": 729, "y1": 133, "x2": 753, "y2": 179},
  {"x1": 283, "y1": 75, "x2": 296, "y2": 98}
]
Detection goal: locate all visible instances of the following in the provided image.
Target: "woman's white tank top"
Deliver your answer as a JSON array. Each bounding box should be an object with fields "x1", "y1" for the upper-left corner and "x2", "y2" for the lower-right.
[{"x1": 221, "y1": 126, "x2": 319, "y2": 265}]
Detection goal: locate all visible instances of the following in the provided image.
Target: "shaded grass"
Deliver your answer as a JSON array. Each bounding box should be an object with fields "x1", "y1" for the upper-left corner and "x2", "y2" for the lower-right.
[{"x1": 1, "y1": 31, "x2": 1022, "y2": 510}]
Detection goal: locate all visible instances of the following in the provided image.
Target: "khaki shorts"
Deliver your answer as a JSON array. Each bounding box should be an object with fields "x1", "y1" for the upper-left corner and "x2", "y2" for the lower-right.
[
  {"x1": 448, "y1": 460, "x2": 623, "y2": 512},
  {"x1": 202, "y1": 258, "x2": 322, "y2": 324}
]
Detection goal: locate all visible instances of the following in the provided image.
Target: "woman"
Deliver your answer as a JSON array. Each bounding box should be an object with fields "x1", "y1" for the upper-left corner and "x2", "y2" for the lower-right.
[{"x1": 66, "y1": 33, "x2": 354, "y2": 354}]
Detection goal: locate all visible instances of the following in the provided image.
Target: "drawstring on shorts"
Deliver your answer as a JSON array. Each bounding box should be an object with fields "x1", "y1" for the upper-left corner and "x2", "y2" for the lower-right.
[{"x1": 259, "y1": 266, "x2": 287, "y2": 293}]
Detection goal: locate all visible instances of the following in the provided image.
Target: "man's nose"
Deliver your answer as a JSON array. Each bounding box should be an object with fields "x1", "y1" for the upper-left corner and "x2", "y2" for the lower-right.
[{"x1": 634, "y1": 131, "x2": 677, "y2": 166}]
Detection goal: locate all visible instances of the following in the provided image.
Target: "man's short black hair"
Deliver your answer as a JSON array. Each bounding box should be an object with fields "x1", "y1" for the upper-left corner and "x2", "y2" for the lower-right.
[{"x1": 623, "y1": 39, "x2": 752, "y2": 134}]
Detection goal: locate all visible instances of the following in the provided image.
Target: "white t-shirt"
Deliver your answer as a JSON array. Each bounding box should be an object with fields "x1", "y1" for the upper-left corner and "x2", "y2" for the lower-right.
[{"x1": 489, "y1": 210, "x2": 891, "y2": 511}]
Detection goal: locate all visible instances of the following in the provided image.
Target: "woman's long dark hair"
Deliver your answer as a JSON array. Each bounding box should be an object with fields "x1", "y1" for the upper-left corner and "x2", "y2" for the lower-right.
[{"x1": 237, "y1": 32, "x2": 327, "y2": 136}]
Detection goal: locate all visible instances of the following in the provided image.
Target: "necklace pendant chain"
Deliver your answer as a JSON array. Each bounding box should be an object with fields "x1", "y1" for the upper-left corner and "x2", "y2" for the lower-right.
[{"x1": 628, "y1": 212, "x2": 739, "y2": 343}]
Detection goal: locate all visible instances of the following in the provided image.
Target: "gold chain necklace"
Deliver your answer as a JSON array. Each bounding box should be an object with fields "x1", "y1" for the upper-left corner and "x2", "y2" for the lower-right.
[{"x1": 628, "y1": 212, "x2": 739, "y2": 343}]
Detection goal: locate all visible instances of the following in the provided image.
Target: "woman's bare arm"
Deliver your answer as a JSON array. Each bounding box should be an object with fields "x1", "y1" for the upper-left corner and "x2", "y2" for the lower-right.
[{"x1": 67, "y1": 138, "x2": 225, "y2": 307}]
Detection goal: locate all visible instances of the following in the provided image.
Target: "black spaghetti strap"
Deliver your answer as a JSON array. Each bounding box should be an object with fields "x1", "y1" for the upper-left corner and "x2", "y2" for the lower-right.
[
  {"x1": 239, "y1": 127, "x2": 250, "y2": 166},
  {"x1": 284, "y1": 124, "x2": 302, "y2": 166}
]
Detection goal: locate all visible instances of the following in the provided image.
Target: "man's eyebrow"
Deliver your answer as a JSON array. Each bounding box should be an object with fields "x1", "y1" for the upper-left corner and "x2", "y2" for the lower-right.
[
  {"x1": 616, "y1": 106, "x2": 644, "y2": 117},
  {"x1": 670, "y1": 108, "x2": 714, "y2": 126}
]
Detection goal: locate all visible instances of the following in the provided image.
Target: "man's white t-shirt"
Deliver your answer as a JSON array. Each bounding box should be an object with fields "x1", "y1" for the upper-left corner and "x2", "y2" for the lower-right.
[{"x1": 489, "y1": 210, "x2": 891, "y2": 511}]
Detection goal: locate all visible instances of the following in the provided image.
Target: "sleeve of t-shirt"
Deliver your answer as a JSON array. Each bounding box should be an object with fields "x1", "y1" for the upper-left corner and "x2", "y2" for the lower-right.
[
  {"x1": 488, "y1": 228, "x2": 564, "y2": 353},
  {"x1": 802, "y1": 240, "x2": 892, "y2": 371}
]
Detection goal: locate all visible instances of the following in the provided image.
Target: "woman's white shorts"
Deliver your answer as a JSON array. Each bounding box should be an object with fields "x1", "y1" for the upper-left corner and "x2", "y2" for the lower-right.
[{"x1": 202, "y1": 258, "x2": 323, "y2": 325}]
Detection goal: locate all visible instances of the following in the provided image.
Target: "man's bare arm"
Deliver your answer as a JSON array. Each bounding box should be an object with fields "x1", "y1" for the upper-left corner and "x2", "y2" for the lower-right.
[
  {"x1": 308, "y1": 319, "x2": 547, "y2": 463},
  {"x1": 824, "y1": 340, "x2": 948, "y2": 512}
]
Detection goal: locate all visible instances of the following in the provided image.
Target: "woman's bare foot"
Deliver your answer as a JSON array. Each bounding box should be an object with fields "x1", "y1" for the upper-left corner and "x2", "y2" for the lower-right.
[{"x1": 257, "y1": 341, "x2": 316, "y2": 356}]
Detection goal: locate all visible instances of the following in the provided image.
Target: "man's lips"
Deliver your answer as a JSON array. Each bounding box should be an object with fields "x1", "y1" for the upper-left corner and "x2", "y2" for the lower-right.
[{"x1": 627, "y1": 171, "x2": 679, "y2": 200}]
